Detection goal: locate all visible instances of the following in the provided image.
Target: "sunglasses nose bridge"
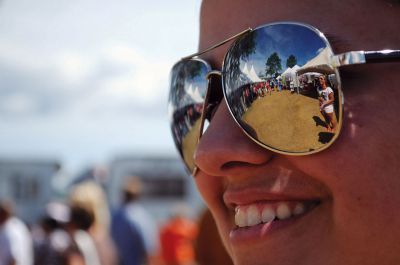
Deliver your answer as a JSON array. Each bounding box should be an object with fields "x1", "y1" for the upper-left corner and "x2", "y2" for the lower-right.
[
  {"x1": 204, "y1": 69, "x2": 224, "y2": 107},
  {"x1": 204, "y1": 70, "x2": 224, "y2": 107},
  {"x1": 206, "y1": 70, "x2": 222, "y2": 80}
]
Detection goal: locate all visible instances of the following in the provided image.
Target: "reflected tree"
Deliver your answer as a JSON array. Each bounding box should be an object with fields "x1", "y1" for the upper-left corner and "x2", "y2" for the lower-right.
[
  {"x1": 265, "y1": 52, "x2": 282, "y2": 78},
  {"x1": 286, "y1": 54, "x2": 297, "y2": 68},
  {"x1": 224, "y1": 31, "x2": 257, "y2": 89},
  {"x1": 170, "y1": 64, "x2": 186, "y2": 105},
  {"x1": 186, "y1": 60, "x2": 204, "y2": 79}
]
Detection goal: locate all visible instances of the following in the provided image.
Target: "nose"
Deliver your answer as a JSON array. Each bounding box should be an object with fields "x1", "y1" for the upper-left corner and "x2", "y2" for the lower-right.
[{"x1": 194, "y1": 99, "x2": 274, "y2": 177}]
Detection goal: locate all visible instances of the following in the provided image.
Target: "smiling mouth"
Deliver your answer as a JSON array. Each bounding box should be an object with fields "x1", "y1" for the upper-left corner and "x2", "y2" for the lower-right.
[{"x1": 234, "y1": 200, "x2": 320, "y2": 228}]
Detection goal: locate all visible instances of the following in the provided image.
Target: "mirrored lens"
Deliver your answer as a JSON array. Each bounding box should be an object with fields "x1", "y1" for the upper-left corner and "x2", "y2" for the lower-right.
[
  {"x1": 223, "y1": 23, "x2": 342, "y2": 154},
  {"x1": 168, "y1": 59, "x2": 210, "y2": 172}
]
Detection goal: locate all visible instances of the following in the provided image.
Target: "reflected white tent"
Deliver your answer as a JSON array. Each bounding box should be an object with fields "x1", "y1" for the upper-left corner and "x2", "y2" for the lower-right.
[
  {"x1": 242, "y1": 62, "x2": 263, "y2": 82},
  {"x1": 281, "y1": 66, "x2": 292, "y2": 78},
  {"x1": 280, "y1": 67, "x2": 291, "y2": 86},
  {"x1": 292, "y1": 65, "x2": 300, "y2": 73},
  {"x1": 282, "y1": 65, "x2": 300, "y2": 87},
  {"x1": 297, "y1": 48, "x2": 335, "y2": 75},
  {"x1": 249, "y1": 65, "x2": 262, "y2": 82},
  {"x1": 240, "y1": 62, "x2": 251, "y2": 83},
  {"x1": 186, "y1": 84, "x2": 204, "y2": 103},
  {"x1": 282, "y1": 65, "x2": 300, "y2": 78}
]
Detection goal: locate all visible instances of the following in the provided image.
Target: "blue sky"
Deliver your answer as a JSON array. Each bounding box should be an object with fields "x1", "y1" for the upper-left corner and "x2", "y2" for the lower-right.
[
  {"x1": 248, "y1": 24, "x2": 326, "y2": 76},
  {"x1": 0, "y1": 0, "x2": 202, "y2": 174}
]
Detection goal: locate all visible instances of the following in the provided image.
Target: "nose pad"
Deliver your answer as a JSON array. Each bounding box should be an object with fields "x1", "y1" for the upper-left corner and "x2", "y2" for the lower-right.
[{"x1": 204, "y1": 71, "x2": 224, "y2": 122}]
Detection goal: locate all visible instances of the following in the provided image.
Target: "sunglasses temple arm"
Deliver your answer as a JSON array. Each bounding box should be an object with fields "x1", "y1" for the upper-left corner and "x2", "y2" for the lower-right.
[
  {"x1": 332, "y1": 50, "x2": 400, "y2": 67},
  {"x1": 364, "y1": 50, "x2": 400, "y2": 63},
  {"x1": 182, "y1": 28, "x2": 252, "y2": 60}
]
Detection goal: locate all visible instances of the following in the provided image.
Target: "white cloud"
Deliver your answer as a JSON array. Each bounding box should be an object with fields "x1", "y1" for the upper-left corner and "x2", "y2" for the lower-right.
[
  {"x1": 106, "y1": 44, "x2": 145, "y2": 65},
  {"x1": 56, "y1": 52, "x2": 95, "y2": 85},
  {"x1": 99, "y1": 43, "x2": 171, "y2": 104}
]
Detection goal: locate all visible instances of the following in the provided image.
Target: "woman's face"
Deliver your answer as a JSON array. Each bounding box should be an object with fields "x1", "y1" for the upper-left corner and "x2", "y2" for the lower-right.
[
  {"x1": 319, "y1": 76, "x2": 326, "y2": 86},
  {"x1": 193, "y1": 0, "x2": 400, "y2": 265}
]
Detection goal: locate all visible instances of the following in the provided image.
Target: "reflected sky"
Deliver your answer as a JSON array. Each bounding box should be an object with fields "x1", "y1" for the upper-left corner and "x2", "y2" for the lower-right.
[{"x1": 245, "y1": 24, "x2": 327, "y2": 76}]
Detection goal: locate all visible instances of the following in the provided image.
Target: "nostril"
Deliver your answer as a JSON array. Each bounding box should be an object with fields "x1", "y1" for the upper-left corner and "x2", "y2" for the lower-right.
[{"x1": 221, "y1": 155, "x2": 275, "y2": 170}]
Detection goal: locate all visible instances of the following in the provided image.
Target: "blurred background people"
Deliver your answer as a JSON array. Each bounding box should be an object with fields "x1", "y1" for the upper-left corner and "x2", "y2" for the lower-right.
[
  {"x1": 111, "y1": 176, "x2": 159, "y2": 265},
  {"x1": 0, "y1": 201, "x2": 15, "y2": 265},
  {"x1": 0, "y1": 200, "x2": 33, "y2": 265},
  {"x1": 66, "y1": 205, "x2": 101, "y2": 265},
  {"x1": 69, "y1": 181, "x2": 117, "y2": 265},
  {"x1": 33, "y1": 201, "x2": 85, "y2": 265},
  {"x1": 159, "y1": 204, "x2": 197, "y2": 265}
]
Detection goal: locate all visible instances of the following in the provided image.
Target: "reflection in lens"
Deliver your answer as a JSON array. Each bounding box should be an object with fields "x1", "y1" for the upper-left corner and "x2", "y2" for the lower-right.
[
  {"x1": 223, "y1": 23, "x2": 343, "y2": 154},
  {"x1": 168, "y1": 59, "x2": 210, "y2": 172}
]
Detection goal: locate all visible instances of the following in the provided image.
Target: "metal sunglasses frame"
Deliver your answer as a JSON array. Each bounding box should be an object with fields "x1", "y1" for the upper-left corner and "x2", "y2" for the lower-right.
[{"x1": 173, "y1": 21, "x2": 400, "y2": 175}]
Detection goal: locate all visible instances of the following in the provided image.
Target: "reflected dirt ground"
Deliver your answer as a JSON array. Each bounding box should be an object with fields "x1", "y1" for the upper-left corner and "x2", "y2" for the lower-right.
[
  {"x1": 242, "y1": 90, "x2": 336, "y2": 152},
  {"x1": 182, "y1": 119, "x2": 202, "y2": 172}
]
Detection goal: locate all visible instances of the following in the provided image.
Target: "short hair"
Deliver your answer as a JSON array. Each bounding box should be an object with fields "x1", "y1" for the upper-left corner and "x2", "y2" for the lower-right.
[
  {"x1": 68, "y1": 181, "x2": 110, "y2": 231},
  {"x1": 70, "y1": 205, "x2": 94, "y2": 231},
  {"x1": 122, "y1": 176, "x2": 143, "y2": 201},
  {"x1": 0, "y1": 200, "x2": 13, "y2": 219}
]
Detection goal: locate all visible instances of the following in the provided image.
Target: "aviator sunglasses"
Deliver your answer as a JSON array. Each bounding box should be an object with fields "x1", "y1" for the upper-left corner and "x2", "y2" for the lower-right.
[{"x1": 168, "y1": 22, "x2": 400, "y2": 174}]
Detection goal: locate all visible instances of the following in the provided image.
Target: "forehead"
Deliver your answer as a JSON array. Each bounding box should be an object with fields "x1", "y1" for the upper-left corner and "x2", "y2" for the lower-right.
[{"x1": 199, "y1": 0, "x2": 399, "y2": 66}]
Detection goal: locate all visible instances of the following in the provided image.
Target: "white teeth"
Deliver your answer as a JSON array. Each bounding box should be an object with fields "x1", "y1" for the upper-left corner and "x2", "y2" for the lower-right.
[
  {"x1": 261, "y1": 207, "x2": 275, "y2": 223},
  {"x1": 235, "y1": 207, "x2": 247, "y2": 228},
  {"x1": 293, "y1": 203, "x2": 305, "y2": 216},
  {"x1": 276, "y1": 203, "x2": 291, "y2": 220},
  {"x1": 247, "y1": 205, "x2": 261, "y2": 226},
  {"x1": 234, "y1": 202, "x2": 310, "y2": 228}
]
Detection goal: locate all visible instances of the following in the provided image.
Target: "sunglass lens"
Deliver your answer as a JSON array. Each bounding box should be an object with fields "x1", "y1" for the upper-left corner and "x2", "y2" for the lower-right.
[
  {"x1": 168, "y1": 59, "x2": 210, "y2": 172},
  {"x1": 223, "y1": 23, "x2": 343, "y2": 154}
]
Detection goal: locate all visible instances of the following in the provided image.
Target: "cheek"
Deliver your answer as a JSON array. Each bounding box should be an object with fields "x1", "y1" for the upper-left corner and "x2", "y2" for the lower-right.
[
  {"x1": 317, "y1": 88, "x2": 400, "y2": 197},
  {"x1": 290, "y1": 71, "x2": 400, "y2": 244},
  {"x1": 195, "y1": 174, "x2": 233, "y2": 251},
  {"x1": 337, "y1": 65, "x2": 400, "y2": 172},
  {"x1": 195, "y1": 174, "x2": 226, "y2": 212}
]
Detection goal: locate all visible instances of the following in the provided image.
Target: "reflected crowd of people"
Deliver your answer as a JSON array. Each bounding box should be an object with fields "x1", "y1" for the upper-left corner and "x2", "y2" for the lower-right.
[
  {"x1": 228, "y1": 77, "x2": 289, "y2": 119},
  {"x1": 0, "y1": 178, "x2": 232, "y2": 265},
  {"x1": 229, "y1": 73, "x2": 338, "y2": 128},
  {"x1": 169, "y1": 71, "x2": 339, "y2": 154}
]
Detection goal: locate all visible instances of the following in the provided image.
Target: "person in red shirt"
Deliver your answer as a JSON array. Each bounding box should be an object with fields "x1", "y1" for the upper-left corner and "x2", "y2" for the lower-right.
[{"x1": 159, "y1": 207, "x2": 198, "y2": 265}]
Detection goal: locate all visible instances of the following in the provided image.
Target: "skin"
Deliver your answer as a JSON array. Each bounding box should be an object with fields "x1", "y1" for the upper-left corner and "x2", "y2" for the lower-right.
[{"x1": 192, "y1": 0, "x2": 400, "y2": 265}]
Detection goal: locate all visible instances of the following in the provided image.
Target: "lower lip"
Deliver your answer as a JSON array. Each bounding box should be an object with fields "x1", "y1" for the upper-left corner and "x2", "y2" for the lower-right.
[{"x1": 229, "y1": 206, "x2": 317, "y2": 244}]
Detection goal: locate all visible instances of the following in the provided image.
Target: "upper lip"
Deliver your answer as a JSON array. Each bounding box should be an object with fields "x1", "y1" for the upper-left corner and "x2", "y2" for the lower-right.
[
  {"x1": 222, "y1": 166, "x2": 330, "y2": 210},
  {"x1": 224, "y1": 189, "x2": 323, "y2": 211}
]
